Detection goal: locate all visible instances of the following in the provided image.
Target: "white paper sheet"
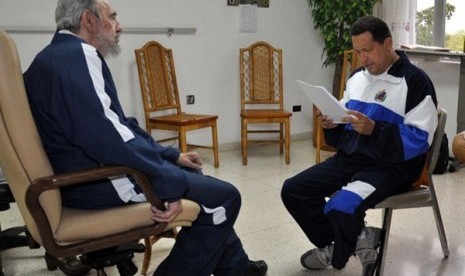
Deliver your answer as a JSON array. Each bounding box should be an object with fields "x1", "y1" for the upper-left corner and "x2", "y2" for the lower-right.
[
  {"x1": 239, "y1": 4, "x2": 257, "y2": 33},
  {"x1": 297, "y1": 80, "x2": 348, "y2": 124}
]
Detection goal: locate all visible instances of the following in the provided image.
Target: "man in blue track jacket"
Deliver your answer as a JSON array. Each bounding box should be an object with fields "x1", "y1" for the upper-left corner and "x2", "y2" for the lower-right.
[{"x1": 23, "y1": 0, "x2": 267, "y2": 275}]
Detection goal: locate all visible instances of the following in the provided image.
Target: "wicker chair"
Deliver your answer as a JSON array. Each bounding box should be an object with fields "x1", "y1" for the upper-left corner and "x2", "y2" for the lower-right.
[
  {"x1": 135, "y1": 41, "x2": 219, "y2": 168},
  {"x1": 239, "y1": 41, "x2": 292, "y2": 165}
]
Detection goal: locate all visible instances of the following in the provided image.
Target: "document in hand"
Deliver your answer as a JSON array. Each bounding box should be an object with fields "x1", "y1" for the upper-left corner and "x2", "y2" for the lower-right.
[{"x1": 297, "y1": 80, "x2": 348, "y2": 124}]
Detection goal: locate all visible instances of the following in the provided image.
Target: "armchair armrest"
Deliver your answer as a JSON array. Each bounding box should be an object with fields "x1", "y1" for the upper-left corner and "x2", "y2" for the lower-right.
[
  {"x1": 25, "y1": 166, "x2": 167, "y2": 257},
  {"x1": 26, "y1": 165, "x2": 164, "y2": 209}
]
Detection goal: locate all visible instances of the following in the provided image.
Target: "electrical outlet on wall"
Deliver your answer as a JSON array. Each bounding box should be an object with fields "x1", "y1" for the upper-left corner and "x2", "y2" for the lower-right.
[
  {"x1": 292, "y1": 105, "x2": 301, "y2": 112},
  {"x1": 186, "y1": 95, "x2": 195, "y2": 105}
]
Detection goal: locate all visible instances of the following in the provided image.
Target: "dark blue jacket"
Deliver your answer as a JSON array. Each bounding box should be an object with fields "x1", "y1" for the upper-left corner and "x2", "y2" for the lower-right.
[{"x1": 24, "y1": 31, "x2": 187, "y2": 208}]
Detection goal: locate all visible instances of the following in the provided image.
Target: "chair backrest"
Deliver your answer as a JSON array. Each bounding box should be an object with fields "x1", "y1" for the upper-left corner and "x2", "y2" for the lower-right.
[
  {"x1": 338, "y1": 50, "x2": 362, "y2": 100},
  {"x1": 411, "y1": 108, "x2": 447, "y2": 187},
  {"x1": 428, "y1": 108, "x2": 447, "y2": 175},
  {"x1": 135, "y1": 41, "x2": 182, "y2": 118},
  {"x1": 240, "y1": 41, "x2": 284, "y2": 110},
  {"x1": 0, "y1": 30, "x2": 62, "y2": 244}
]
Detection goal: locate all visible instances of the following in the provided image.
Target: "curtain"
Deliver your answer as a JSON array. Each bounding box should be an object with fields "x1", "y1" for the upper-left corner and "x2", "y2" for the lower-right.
[{"x1": 377, "y1": 0, "x2": 418, "y2": 48}]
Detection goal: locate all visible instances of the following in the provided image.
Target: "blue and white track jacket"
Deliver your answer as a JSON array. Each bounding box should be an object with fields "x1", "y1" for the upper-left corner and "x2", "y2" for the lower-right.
[{"x1": 324, "y1": 51, "x2": 438, "y2": 174}]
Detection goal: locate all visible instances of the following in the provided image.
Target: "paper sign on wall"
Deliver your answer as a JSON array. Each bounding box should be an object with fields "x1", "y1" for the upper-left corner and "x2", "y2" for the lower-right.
[{"x1": 239, "y1": 4, "x2": 257, "y2": 33}]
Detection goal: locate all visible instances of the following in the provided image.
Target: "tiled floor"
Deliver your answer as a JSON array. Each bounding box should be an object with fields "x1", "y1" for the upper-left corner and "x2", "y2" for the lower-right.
[{"x1": 1, "y1": 139, "x2": 465, "y2": 275}]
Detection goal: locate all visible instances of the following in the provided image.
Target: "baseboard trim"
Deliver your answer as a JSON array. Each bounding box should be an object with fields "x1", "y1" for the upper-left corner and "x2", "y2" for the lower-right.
[{"x1": 217, "y1": 131, "x2": 312, "y2": 152}]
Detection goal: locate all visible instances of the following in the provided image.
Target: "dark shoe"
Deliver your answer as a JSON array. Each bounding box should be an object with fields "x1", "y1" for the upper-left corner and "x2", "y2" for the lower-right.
[
  {"x1": 44, "y1": 252, "x2": 91, "y2": 276},
  {"x1": 245, "y1": 260, "x2": 268, "y2": 276}
]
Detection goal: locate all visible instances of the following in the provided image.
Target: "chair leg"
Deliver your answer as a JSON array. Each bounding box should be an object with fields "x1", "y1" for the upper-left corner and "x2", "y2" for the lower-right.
[
  {"x1": 279, "y1": 123, "x2": 284, "y2": 154},
  {"x1": 432, "y1": 203, "x2": 450, "y2": 257},
  {"x1": 241, "y1": 120, "x2": 247, "y2": 165},
  {"x1": 284, "y1": 120, "x2": 290, "y2": 164},
  {"x1": 315, "y1": 121, "x2": 322, "y2": 164},
  {"x1": 140, "y1": 228, "x2": 178, "y2": 276},
  {"x1": 0, "y1": 248, "x2": 3, "y2": 276},
  {"x1": 429, "y1": 183, "x2": 450, "y2": 257},
  {"x1": 0, "y1": 224, "x2": 38, "y2": 276},
  {"x1": 140, "y1": 237, "x2": 154, "y2": 276},
  {"x1": 179, "y1": 130, "x2": 188, "y2": 153},
  {"x1": 376, "y1": 208, "x2": 393, "y2": 276},
  {"x1": 211, "y1": 123, "x2": 219, "y2": 168}
]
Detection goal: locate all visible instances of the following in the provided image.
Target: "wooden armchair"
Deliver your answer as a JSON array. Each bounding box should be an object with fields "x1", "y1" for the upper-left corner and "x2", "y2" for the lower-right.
[
  {"x1": 135, "y1": 41, "x2": 219, "y2": 168},
  {"x1": 0, "y1": 30, "x2": 200, "y2": 275},
  {"x1": 314, "y1": 50, "x2": 361, "y2": 163},
  {"x1": 240, "y1": 41, "x2": 292, "y2": 165}
]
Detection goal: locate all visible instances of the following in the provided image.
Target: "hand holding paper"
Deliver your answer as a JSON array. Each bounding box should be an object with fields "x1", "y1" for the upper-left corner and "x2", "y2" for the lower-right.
[
  {"x1": 315, "y1": 108, "x2": 339, "y2": 129},
  {"x1": 297, "y1": 80, "x2": 349, "y2": 124},
  {"x1": 345, "y1": 110, "x2": 376, "y2": 135}
]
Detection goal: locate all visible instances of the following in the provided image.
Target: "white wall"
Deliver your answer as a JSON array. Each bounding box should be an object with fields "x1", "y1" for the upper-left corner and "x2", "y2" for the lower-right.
[
  {"x1": 409, "y1": 58, "x2": 462, "y2": 152},
  {"x1": 0, "y1": 0, "x2": 334, "y2": 150}
]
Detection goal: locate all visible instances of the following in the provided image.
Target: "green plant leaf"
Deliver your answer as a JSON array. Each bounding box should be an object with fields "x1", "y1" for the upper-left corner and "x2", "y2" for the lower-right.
[{"x1": 307, "y1": 0, "x2": 380, "y2": 67}]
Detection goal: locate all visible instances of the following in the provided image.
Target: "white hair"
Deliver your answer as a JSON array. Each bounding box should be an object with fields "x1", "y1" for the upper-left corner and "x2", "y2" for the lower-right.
[{"x1": 55, "y1": 0, "x2": 100, "y2": 32}]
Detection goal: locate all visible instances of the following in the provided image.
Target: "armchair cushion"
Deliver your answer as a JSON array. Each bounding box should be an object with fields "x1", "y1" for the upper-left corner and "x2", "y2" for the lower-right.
[{"x1": 56, "y1": 199, "x2": 200, "y2": 243}]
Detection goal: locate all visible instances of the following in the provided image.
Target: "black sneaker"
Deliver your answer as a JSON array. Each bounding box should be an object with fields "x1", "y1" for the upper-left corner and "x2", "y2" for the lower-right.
[{"x1": 245, "y1": 260, "x2": 268, "y2": 276}]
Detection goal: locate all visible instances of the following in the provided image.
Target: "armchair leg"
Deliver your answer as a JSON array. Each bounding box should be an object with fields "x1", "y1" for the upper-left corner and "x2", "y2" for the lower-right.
[
  {"x1": 0, "y1": 226, "x2": 29, "y2": 250},
  {"x1": 0, "y1": 224, "x2": 39, "y2": 275},
  {"x1": 81, "y1": 242, "x2": 145, "y2": 276},
  {"x1": 141, "y1": 228, "x2": 178, "y2": 276}
]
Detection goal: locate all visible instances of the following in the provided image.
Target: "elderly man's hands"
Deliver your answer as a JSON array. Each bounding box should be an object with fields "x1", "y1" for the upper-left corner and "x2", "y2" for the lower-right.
[
  {"x1": 151, "y1": 200, "x2": 183, "y2": 223},
  {"x1": 176, "y1": 152, "x2": 203, "y2": 170},
  {"x1": 150, "y1": 152, "x2": 202, "y2": 223}
]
